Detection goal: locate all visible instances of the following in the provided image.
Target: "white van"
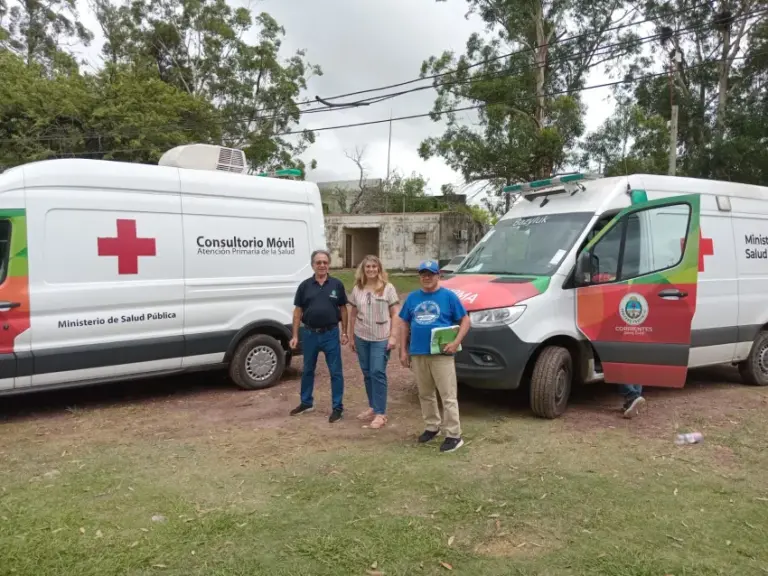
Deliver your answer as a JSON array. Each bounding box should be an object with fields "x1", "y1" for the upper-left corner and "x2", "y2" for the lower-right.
[
  {"x1": 0, "y1": 145, "x2": 325, "y2": 395},
  {"x1": 442, "y1": 173, "x2": 768, "y2": 418}
]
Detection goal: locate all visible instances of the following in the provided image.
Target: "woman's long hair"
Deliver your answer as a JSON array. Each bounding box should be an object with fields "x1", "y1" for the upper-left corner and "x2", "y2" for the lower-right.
[{"x1": 354, "y1": 255, "x2": 389, "y2": 295}]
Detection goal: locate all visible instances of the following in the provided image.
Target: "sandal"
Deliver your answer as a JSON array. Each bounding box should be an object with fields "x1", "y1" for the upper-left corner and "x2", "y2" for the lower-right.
[
  {"x1": 356, "y1": 408, "x2": 374, "y2": 421},
  {"x1": 369, "y1": 415, "x2": 388, "y2": 429}
]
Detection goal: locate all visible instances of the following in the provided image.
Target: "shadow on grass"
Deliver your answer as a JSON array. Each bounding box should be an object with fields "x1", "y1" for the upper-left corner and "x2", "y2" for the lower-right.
[
  {"x1": 0, "y1": 366, "x2": 303, "y2": 424},
  {"x1": 454, "y1": 364, "x2": 746, "y2": 419}
]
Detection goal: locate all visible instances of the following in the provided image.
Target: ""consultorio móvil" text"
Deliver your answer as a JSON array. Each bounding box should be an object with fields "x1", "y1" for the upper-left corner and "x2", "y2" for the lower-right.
[{"x1": 195, "y1": 236, "x2": 296, "y2": 256}]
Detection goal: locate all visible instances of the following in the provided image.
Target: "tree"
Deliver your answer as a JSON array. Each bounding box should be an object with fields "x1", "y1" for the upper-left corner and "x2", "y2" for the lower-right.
[
  {"x1": 579, "y1": 94, "x2": 670, "y2": 176},
  {"x1": 0, "y1": 0, "x2": 93, "y2": 72},
  {"x1": 85, "y1": 64, "x2": 222, "y2": 163},
  {"x1": 0, "y1": 50, "x2": 91, "y2": 167},
  {"x1": 418, "y1": 0, "x2": 640, "y2": 204},
  {"x1": 581, "y1": 0, "x2": 768, "y2": 183},
  {"x1": 92, "y1": 0, "x2": 322, "y2": 173},
  {"x1": 0, "y1": 51, "x2": 221, "y2": 168}
]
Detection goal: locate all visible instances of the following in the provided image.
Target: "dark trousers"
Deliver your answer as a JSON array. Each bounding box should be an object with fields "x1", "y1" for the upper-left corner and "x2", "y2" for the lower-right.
[
  {"x1": 300, "y1": 326, "x2": 344, "y2": 411},
  {"x1": 620, "y1": 384, "x2": 643, "y2": 402}
]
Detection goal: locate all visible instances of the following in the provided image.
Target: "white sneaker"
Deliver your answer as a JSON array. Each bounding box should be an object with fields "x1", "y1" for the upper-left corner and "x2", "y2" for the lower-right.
[{"x1": 623, "y1": 397, "x2": 646, "y2": 419}]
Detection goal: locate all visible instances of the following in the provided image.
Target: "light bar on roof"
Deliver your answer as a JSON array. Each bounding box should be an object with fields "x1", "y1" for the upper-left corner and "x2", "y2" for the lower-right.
[
  {"x1": 502, "y1": 172, "x2": 599, "y2": 195},
  {"x1": 257, "y1": 168, "x2": 302, "y2": 178}
]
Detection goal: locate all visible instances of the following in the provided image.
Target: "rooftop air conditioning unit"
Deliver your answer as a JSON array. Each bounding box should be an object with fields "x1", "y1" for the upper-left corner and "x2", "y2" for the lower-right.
[{"x1": 158, "y1": 143, "x2": 247, "y2": 174}]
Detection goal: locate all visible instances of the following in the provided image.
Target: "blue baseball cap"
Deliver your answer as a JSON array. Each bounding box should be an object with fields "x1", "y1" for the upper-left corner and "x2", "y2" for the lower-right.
[{"x1": 418, "y1": 259, "x2": 440, "y2": 274}]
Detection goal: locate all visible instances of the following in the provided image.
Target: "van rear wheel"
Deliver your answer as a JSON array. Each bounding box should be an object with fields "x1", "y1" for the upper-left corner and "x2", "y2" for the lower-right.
[
  {"x1": 738, "y1": 331, "x2": 768, "y2": 387},
  {"x1": 229, "y1": 334, "x2": 286, "y2": 390},
  {"x1": 530, "y1": 346, "x2": 572, "y2": 419}
]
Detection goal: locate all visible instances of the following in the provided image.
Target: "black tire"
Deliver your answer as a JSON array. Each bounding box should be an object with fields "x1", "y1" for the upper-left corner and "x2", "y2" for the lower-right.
[
  {"x1": 530, "y1": 346, "x2": 573, "y2": 419},
  {"x1": 738, "y1": 331, "x2": 768, "y2": 386},
  {"x1": 229, "y1": 334, "x2": 286, "y2": 390}
]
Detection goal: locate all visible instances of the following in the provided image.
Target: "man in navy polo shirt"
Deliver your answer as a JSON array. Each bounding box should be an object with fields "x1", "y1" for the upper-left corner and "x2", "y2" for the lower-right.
[{"x1": 289, "y1": 249, "x2": 349, "y2": 423}]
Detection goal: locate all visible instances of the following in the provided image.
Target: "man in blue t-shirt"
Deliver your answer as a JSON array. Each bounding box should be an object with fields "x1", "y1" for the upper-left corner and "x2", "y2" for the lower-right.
[{"x1": 398, "y1": 259, "x2": 470, "y2": 453}]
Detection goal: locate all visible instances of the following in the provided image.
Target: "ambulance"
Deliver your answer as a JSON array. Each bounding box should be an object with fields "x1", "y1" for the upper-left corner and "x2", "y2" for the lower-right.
[
  {"x1": 0, "y1": 144, "x2": 325, "y2": 395},
  {"x1": 442, "y1": 173, "x2": 768, "y2": 418}
]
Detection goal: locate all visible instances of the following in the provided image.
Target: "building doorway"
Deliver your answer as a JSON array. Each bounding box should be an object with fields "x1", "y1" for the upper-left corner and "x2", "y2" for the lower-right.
[{"x1": 342, "y1": 227, "x2": 380, "y2": 268}]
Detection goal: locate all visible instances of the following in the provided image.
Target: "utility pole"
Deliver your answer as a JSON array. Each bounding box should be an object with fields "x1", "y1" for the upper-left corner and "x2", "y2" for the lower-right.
[
  {"x1": 668, "y1": 49, "x2": 680, "y2": 176},
  {"x1": 386, "y1": 109, "x2": 392, "y2": 183}
]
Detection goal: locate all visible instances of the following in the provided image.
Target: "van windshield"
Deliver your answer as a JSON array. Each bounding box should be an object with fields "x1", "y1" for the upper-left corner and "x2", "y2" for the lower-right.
[{"x1": 455, "y1": 212, "x2": 594, "y2": 276}]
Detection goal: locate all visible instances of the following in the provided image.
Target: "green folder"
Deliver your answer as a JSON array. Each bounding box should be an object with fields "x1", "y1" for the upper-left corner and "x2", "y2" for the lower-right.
[{"x1": 430, "y1": 325, "x2": 462, "y2": 355}]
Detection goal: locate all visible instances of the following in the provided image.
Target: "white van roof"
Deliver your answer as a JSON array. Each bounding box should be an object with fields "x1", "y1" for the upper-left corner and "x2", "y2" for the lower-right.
[
  {"x1": 500, "y1": 173, "x2": 768, "y2": 221},
  {"x1": 0, "y1": 158, "x2": 318, "y2": 204}
]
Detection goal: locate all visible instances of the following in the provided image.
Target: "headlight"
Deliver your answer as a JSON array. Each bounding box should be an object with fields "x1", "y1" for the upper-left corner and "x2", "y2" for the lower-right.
[{"x1": 469, "y1": 305, "x2": 526, "y2": 328}]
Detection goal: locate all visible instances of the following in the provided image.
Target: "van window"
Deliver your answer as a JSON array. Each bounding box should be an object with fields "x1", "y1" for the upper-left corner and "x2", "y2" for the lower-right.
[
  {"x1": 587, "y1": 203, "x2": 690, "y2": 282},
  {"x1": 0, "y1": 220, "x2": 10, "y2": 285},
  {"x1": 590, "y1": 221, "x2": 623, "y2": 283},
  {"x1": 456, "y1": 212, "x2": 593, "y2": 276}
]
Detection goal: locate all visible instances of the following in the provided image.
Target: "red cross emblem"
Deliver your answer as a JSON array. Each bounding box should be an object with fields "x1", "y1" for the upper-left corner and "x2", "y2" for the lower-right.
[
  {"x1": 97, "y1": 219, "x2": 157, "y2": 275},
  {"x1": 680, "y1": 229, "x2": 714, "y2": 272}
]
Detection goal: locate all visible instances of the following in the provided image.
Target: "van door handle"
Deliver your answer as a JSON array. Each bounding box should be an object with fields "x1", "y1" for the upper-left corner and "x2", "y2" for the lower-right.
[
  {"x1": 657, "y1": 289, "x2": 687, "y2": 299},
  {"x1": 0, "y1": 301, "x2": 21, "y2": 310}
]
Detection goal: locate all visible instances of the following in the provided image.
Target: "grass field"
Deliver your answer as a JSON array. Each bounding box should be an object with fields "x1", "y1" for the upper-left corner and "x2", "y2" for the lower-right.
[
  {"x1": 2, "y1": 357, "x2": 768, "y2": 575},
  {"x1": 332, "y1": 269, "x2": 422, "y2": 295}
]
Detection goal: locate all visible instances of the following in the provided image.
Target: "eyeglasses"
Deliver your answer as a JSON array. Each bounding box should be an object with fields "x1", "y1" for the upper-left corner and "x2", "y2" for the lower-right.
[{"x1": 366, "y1": 292, "x2": 372, "y2": 305}]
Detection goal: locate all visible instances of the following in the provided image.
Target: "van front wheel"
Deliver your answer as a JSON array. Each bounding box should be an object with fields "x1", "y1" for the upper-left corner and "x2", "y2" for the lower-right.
[
  {"x1": 229, "y1": 334, "x2": 286, "y2": 390},
  {"x1": 530, "y1": 346, "x2": 572, "y2": 419},
  {"x1": 738, "y1": 331, "x2": 768, "y2": 387}
]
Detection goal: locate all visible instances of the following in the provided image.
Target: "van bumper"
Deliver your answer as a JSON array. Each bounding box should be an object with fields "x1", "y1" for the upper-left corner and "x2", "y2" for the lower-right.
[{"x1": 455, "y1": 326, "x2": 536, "y2": 390}]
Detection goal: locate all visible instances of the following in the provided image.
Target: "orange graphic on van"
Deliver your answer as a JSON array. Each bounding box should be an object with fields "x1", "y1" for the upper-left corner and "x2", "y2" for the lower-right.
[{"x1": 0, "y1": 209, "x2": 30, "y2": 355}]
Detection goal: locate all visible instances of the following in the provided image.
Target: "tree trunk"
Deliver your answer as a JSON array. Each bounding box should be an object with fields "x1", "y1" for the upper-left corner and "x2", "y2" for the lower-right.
[
  {"x1": 716, "y1": 23, "x2": 731, "y2": 138},
  {"x1": 533, "y1": 1, "x2": 549, "y2": 178}
]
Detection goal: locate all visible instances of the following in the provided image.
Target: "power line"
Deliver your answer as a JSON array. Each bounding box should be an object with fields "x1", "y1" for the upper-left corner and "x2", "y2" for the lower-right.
[
  {"x1": 271, "y1": 54, "x2": 755, "y2": 138},
  {"x1": 5, "y1": 9, "x2": 763, "y2": 147},
  {"x1": 255, "y1": 0, "x2": 720, "y2": 115},
  {"x1": 258, "y1": 6, "x2": 767, "y2": 120},
  {"x1": 3, "y1": 52, "x2": 753, "y2": 162}
]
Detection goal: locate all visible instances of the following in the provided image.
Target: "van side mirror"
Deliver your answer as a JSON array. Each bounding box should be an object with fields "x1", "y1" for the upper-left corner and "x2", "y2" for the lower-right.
[{"x1": 574, "y1": 251, "x2": 593, "y2": 287}]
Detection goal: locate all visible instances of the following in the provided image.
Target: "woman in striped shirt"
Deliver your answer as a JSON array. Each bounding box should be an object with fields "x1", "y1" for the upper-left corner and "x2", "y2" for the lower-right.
[{"x1": 348, "y1": 255, "x2": 400, "y2": 429}]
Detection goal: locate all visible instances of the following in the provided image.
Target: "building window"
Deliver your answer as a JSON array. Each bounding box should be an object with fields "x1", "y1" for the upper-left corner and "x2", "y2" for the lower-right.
[{"x1": 413, "y1": 232, "x2": 427, "y2": 245}]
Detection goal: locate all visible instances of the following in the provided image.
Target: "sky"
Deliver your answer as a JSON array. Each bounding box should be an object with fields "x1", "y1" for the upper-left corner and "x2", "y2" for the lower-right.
[{"x1": 73, "y1": 0, "x2": 621, "y2": 200}]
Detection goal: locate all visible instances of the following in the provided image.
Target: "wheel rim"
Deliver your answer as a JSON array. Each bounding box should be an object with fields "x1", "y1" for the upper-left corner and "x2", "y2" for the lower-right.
[
  {"x1": 758, "y1": 343, "x2": 768, "y2": 377},
  {"x1": 555, "y1": 367, "x2": 569, "y2": 403},
  {"x1": 245, "y1": 346, "x2": 278, "y2": 381}
]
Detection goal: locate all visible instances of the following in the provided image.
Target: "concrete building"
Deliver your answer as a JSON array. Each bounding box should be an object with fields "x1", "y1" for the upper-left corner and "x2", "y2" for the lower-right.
[{"x1": 324, "y1": 211, "x2": 487, "y2": 270}]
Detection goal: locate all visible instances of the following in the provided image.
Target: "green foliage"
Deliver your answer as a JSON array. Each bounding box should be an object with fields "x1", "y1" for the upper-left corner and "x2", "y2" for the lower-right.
[
  {"x1": 0, "y1": 52, "x2": 221, "y2": 167},
  {"x1": 420, "y1": 0, "x2": 639, "y2": 193},
  {"x1": 581, "y1": 1, "x2": 768, "y2": 185},
  {"x1": 1, "y1": 0, "x2": 321, "y2": 173},
  {"x1": 0, "y1": 0, "x2": 93, "y2": 72}
]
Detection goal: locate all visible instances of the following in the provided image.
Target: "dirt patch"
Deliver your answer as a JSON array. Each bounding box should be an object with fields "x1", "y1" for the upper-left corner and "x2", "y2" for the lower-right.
[
  {"x1": 475, "y1": 535, "x2": 553, "y2": 558},
  {"x1": 560, "y1": 364, "x2": 768, "y2": 437},
  {"x1": 2, "y1": 348, "x2": 767, "y2": 458}
]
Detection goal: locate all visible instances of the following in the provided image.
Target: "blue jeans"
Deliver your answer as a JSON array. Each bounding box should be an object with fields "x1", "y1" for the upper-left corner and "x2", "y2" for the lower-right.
[
  {"x1": 620, "y1": 384, "x2": 643, "y2": 403},
  {"x1": 300, "y1": 326, "x2": 344, "y2": 411},
  {"x1": 354, "y1": 335, "x2": 390, "y2": 415}
]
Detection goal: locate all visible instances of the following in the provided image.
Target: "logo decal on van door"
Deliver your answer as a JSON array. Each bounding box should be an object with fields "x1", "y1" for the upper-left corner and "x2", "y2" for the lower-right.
[
  {"x1": 97, "y1": 219, "x2": 157, "y2": 275},
  {"x1": 618, "y1": 293, "x2": 649, "y2": 327}
]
